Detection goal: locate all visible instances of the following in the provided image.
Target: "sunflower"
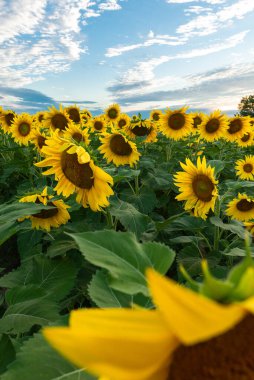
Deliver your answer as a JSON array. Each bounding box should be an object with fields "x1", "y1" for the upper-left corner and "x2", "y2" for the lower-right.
[
  {"x1": 199, "y1": 110, "x2": 229, "y2": 142},
  {"x1": 236, "y1": 129, "x2": 254, "y2": 147},
  {"x1": 89, "y1": 116, "x2": 107, "y2": 133},
  {"x1": 19, "y1": 187, "x2": 70, "y2": 231},
  {"x1": 190, "y1": 112, "x2": 205, "y2": 134},
  {"x1": 80, "y1": 109, "x2": 92, "y2": 125},
  {"x1": 126, "y1": 120, "x2": 157, "y2": 143},
  {"x1": 226, "y1": 193, "x2": 254, "y2": 221},
  {"x1": 104, "y1": 104, "x2": 121, "y2": 122},
  {"x1": 174, "y1": 156, "x2": 218, "y2": 220},
  {"x1": 44, "y1": 267, "x2": 254, "y2": 380},
  {"x1": 34, "y1": 111, "x2": 46, "y2": 126},
  {"x1": 35, "y1": 134, "x2": 114, "y2": 211},
  {"x1": 149, "y1": 109, "x2": 163, "y2": 124},
  {"x1": 160, "y1": 107, "x2": 192, "y2": 140},
  {"x1": 63, "y1": 123, "x2": 90, "y2": 146},
  {"x1": 0, "y1": 110, "x2": 16, "y2": 134},
  {"x1": 115, "y1": 113, "x2": 131, "y2": 131},
  {"x1": 244, "y1": 221, "x2": 254, "y2": 236},
  {"x1": 65, "y1": 105, "x2": 81, "y2": 124},
  {"x1": 225, "y1": 116, "x2": 250, "y2": 142},
  {"x1": 235, "y1": 155, "x2": 254, "y2": 180},
  {"x1": 32, "y1": 129, "x2": 49, "y2": 154},
  {"x1": 99, "y1": 131, "x2": 140, "y2": 167},
  {"x1": 44, "y1": 105, "x2": 71, "y2": 132},
  {"x1": 10, "y1": 113, "x2": 35, "y2": 145}
]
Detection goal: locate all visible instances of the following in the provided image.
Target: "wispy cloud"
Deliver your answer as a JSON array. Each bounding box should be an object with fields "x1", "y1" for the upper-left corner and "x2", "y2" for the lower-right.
[
  {"x1": 0, "y1": 0, "x2": 123, "y2": 87},
  {"x1": 166, "y1": 0, "x2": 226, "y2": 4},
  {"x1": 105, "y1": 31, "x2": 186, "y2": 57}
]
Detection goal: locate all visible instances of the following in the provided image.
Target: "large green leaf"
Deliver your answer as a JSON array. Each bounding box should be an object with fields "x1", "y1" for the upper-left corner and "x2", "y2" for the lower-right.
[
  {"x1": 68, "y1": 230, "x2": 175, "y2": 296},
  {"x1": 209, "y1": 217, "x2": 246, "y2": 239},
  {"x1": 88, "y1": 271, "x2": 152, "y2": 308},
  {"x1": 0, "y1": 335, "x2": 16, "y2": 374},
  {"x1": 2, "y1": 334, "x2": 95, "y2": 380}
]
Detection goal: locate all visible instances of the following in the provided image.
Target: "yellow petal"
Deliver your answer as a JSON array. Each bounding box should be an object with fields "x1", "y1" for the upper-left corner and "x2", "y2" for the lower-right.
[
  {"x1": 147, "y1": 269, "x2": 245, "y2": 345},
  {"x1": 44, "y1": 308, "x2": 177, "y2": 380}
]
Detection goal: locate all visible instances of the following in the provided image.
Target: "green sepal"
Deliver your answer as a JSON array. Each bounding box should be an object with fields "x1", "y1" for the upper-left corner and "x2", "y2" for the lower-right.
[{"x1": 227, "y1": 267, "x2": 254, "y2": 302}]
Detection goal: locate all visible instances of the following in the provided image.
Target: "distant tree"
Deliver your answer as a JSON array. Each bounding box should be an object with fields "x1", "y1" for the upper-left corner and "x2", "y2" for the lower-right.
[{"x1": 238, "y1": 95, "x2": 254, "y2": 117}]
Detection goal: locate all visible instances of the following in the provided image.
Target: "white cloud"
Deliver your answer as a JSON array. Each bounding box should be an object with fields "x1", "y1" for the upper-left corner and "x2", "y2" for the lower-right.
[
  {"x1": 98, "y1": 0, "x2": 121, "y2": 11},
  {"x1": 0, "y1": 0, "x2": 123, "y2": 87},
  {"x1": 177, "y1": 0, "x2": 254, "y2": 37},
  {"x1": 166, "y1": 0, "x2": 226, "y2": 4},
  {"x1": 105, "y1": 31, "x2": 187, "y2": 57}
]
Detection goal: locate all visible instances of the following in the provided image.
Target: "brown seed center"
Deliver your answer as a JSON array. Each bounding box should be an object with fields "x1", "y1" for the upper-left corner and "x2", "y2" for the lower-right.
[
  {"x1": 68, "y1": 108, "x2": 80, "y2": 123},
  {"x1": 168, "y1": 113, "x2": 185, "y2": 130},
  {"x1": 192, "y1": 174, "x2": 214, "y2": 202},
  {"x1": 72, "y1": 132, "x2": 83, "y2": 142},
  {"x1": 243, "y1": 163, "x2": 253, "y2": 173},
  {"x1": 32, "y1": 201, "x2": 59, "y2": 219},
  {"x1": 37, "y1": 135, "x2": 47, "y2": 149},
  {"x1": 241, "y1": 133, "x2": 250, "y2": 142},
  {"x1": 38, "y1": 114, "x2": 44, "y2": 123},
  {"x1": 205, "y1": 118, "x2": 220, "y2": 134},
  {"x1": 193, "y1": 116, "x2": 202, "y2": 128},
  {"x1": 51, "y1": 114, "x2": 69, "y2": 131},
  {"x1": 152, "y1": 113, "x2": 160, "y2": 121},
  {"x1": 169, "y1": 315, "x2": 254, "y2": 380},
  {"x1": 5, "y1": 113, "x2": 15, "y2": 126},
  {"x1": 118, "y1": 119, "x2": 127, "y2": 128},
  {"x1": 108, "y1": 108, "x2": 118, "y2": 119},
  {"x1": 61, "y1": 150, "x2": 94, "y2": 189},
  {"x1": 18, "y1": 122, "x2": 30, "y2": 136},
  {"x1": 236, "y1": 199, "x2": 254, "y2": 212},
  {"x1": 109, "y1": 134, "x2": 132, "y2": 156},
  {"x1": 132, "y1": 125, "x2": 151, "y2": 136},
  {"x1": 94, "y1": 121, "x2": 103, "y2": 131},
  {"x1": 228, "y1": 119, "x2": 242, "y2": 134}
]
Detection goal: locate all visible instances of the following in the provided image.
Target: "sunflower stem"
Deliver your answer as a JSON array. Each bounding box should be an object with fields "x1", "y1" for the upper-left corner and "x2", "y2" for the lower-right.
[
  {"x1": 105, "y1": 208, "x2": 114, "y2": 229},
  {"x1": 213, "y1": 198, "x2": 221, "y2": 252}
]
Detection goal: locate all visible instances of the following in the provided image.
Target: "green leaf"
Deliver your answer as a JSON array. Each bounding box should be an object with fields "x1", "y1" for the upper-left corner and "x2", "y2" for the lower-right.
[
  {"x1": 119, "y1": 188, "x2": 157, "y2": 214},
  {"x1": 0, "y1": 335, "x2": 16, "y2": 374},
  {"x1": 209, "y1": 216, "x2": 246, "y2": 239},
  {"x1": 2, "y1": 334, "x2": 95, "y2": 380},
  {"x1": 110, "y1": 199, "x2": 151, "y2": 238},
  {"x1": 88, "y1": 271, "x2": 152, "y2": 308},
  {"x1": 208, "y1": 160, "x2": 225, "y2": 175},
  {"x1": 17, "y1": 230, "x2": 43, "y2": 259},
  {"x1": 68, "y1": 230, "x2": 175, "y2": 296}
]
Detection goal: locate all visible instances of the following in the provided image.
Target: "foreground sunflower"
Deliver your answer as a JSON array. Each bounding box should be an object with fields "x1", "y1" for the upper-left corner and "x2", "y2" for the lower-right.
[
  {"x1": 19, "y1": 187, "x2": 70, "y2": 231},
  {"x1": 160, "y1": 107, "x2": 192, "y2": 140},
  {"x1": 10, "y1": 113, "x2": 35, "y2": 145},
  {"x1": 44, "y1": 264, "x2": 254, "y2": 380},
  {"x1": 226, "y1": 193, "x2": 254, "y2": 221},
  {"x1": 99, "y1": 131, "x2": 140, "y2": 167},
  {"x1": 35, "y1": 134, "x2": 114, "y2": 211},
  {"x1": 0, "y1": 109, "x2": 16, "y2": 133},
  {"x1": 174, "y1": 156, "x2": 218, "y2": 220},
  {"x1": 199, "y1": 110, "x2": 228, "y2": 142},
  {"x1": 235, "y1": 155, "x2": 254, "y2": 180}
]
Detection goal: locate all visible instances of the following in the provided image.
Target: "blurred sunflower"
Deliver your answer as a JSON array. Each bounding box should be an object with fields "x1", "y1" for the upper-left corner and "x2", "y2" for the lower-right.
[
  {"x1": 236, "y1": 130, "x2": 254, "y2": 147},
  {"x1": 44, "y1": 105, "x2": 71, "y2": 132},
  {"x1": 35, "y1": 134, "x2": 114, "y2": 211},
  {"x1": 235, "y1": 156, "x2": 254, "y2": 180},
  {"x1": 99, "y1": 131, "x2": 140, "y2": 167},
  {"x1": 19, "y1": 187, "x2": 70, "y2": 231},
  {"x1": 34, "y1": 111, "x2": 46, "y2": 126},
  {"x1": 149, "y1": 109, "x2": 163, "y2": 124},
  {"x1": 244, "y1": 221, "x2": 254, "y2": 236},
  {"x1": 32, "y1": 129, "x2": 48, "y2": 154},
  {"x1": 63, "y1": 123, "x2": 90, "y2": 145},
  {"x1": 226, "y1": 193, "x2": 254, "y2": 221},
  {"x1": 115, "y1": 113, "x2": 131, "y2": 131},
  {"x1": 226, "y1": 116, "x2": 250, "y2": 142},
  {"x1": 65, "y1": 105, "x2": 81, "y2": 124},
  {"x1": 174, "y1": 156, "x2": 218, "y2": 220},
  {"x1": 199, "y1": 110, "x2": 228, "y2": 142},
  {"x1": 160, "y1": 107, "x2": 192, "y2": 140},
  {"x1": 89, "y1": 116, "x2": 107, "y2": 133},
  {"x1": 104, "y1": 104, "x2": 121, "y2": 122},
  {"x1": 0, "y1": 110, "x2": 16, "y2": 133},
  {"x1": 44, "y1": 268, "x2": 254, "y2": 380},
  {"x1": 80, "y1": 109, "x2": 92, "y2": 125},
  {"x1": 126, "y1": 120, "x2": 157, "y2": 143},
  {"x1": 11, "y1": 113, "x2": 35, "y2": 145}
]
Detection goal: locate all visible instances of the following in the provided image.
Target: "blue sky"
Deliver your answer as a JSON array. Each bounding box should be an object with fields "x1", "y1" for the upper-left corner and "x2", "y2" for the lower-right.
[{"x1": 1, "y1": 0, "x2": 254, "y2": 115}]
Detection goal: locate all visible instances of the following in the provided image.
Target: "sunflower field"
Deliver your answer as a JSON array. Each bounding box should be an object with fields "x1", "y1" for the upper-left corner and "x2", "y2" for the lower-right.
[{"x1": 1, "y1": 103, "x2": 254, "y2": 379}]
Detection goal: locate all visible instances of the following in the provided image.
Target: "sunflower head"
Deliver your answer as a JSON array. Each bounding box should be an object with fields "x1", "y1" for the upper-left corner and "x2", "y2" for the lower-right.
[
  {"x1": 190, "y1": 112, "x2": 205, "y2": 134},
  {"x1": 226, "y1": 116, "x2": 250, "y2": 142},
  {"x1": 198, "y1": 110, "x2": 229, "y2": 142},
  {"x1": 226, "y1": 193, "x2": 254, "y2": 221},
  {"x1": 115, "y1": 113, "x2": 131, "y2": 130},
  {"x1": 235, "y1": 155, "x2": 254, "y2": 180},
  {"x1": 160, "y1": 106, "x2": 192, "y2": 140},
  {"x1": 32, "y1": 128, "x2": 48, "y2": 154},
  {"x1": 63, "y1": 123, "x2": 90, "y2": 145},
  {"x1": 89, "y1": 116, "x2": 107, "y2": 133},
  {"x1": 0, "y1": 110, "x2": 16, "y2": 133},
  {"x1": 10, "y1": 113, "x2": 35, "y2": 145},
  {"x1": 149, "y1": 109, "x2": 163, "y2": 123},
  {"x1": 65, "y1": 105, "x2": 81, "y2": 124},
  {"x1": 44, "y1": 105, "x2": 71, "y2": 132},
  {"x1": 104, "y1": 104, "x2": 121, "y2": 122},
  {"x1": 236, "y1": 129, "x2": 254, "y2": 147}
]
